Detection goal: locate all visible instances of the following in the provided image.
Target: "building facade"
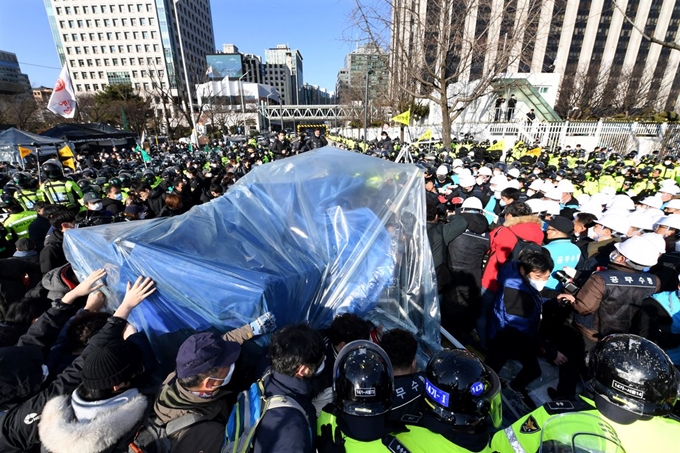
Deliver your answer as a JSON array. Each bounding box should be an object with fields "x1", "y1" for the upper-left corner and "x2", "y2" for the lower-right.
[
  {"x1": 300, "y1": 83, "x2": 334, "y2": 105},
  {"x1": 264, "y1": 44, "x2": 303, "y2": 105},
  {"x1": 44, "y1": 0, "x2": 215, "y2": 117},
  {"x1": 337, "y1": 44, "x2": 389, "y2": 105},
  {"x1": 390, "y1": 0, "x2": 680, "y2": 117},
  {"x1": 0, "y1": 50, "x2": 31, "y2": 95}
]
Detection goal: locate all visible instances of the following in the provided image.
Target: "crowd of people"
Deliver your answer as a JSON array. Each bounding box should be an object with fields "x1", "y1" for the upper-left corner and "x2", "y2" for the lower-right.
[{"x1": 0, "y1": 130, "x2": 678, "y2": 453}]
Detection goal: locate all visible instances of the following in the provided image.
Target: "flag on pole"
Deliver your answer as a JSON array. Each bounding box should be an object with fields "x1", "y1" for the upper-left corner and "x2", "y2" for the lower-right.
[
  {"x1": 205, "y1": 66, "x2": 213, "y2": 77},
  {"x1": 525, "y1": 147, "x2": 542, "y2": 157},
  {"x1": 487, "y1": 140, "x2": 505, "y2": 151},
  {"x1": 417, "y1": 129, "x2": 432, "y2": 141},
  {"x1": 140, "y1": 150, "x2": 152, "y2": 162},
  {"x1": 47, "y1": 66, "x2": 77, "y2": 118},
  {"x1": 58, "y1": 144, "x2": 76, "y2": 170},
  {"x1": 390, "y1": 110, "x2": 411, "y2": 126},
  {"x1": 18, "y1": 147, "x2": 32, "y2": 158}
]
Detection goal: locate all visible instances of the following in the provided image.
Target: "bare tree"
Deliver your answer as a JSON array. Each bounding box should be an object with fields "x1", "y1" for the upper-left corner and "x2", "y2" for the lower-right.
[
  {"x1": 0, "y1": 94, "x2": 41, "y2": 131},
  {"x1": 612, "y1": 0, "x2": 680, "y2": 51},
  {"x1": 351, "y1": 0, "x2": 544, "y2": 147}
]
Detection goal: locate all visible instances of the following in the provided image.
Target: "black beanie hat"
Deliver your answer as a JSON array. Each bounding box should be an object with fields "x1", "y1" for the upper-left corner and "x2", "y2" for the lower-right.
[{"x1": 82, "y1": 340, "x2": 143, "y2": 390}]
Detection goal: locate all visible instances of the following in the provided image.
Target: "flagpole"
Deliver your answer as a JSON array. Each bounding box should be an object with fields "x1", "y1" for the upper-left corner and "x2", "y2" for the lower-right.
[{"x1": 173, "y1": 0, "x2": 198, "y2": 145}]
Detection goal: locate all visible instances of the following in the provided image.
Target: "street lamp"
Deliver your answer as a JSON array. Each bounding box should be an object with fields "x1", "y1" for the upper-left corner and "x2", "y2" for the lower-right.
[
  {"x1": 173, "y1": 0, "x2": 197, "y2": 143},
  {"x1": 238, "y1": 70, "x2": 251, "y2": 135},
  {"x1": 265, "y1": 92, "x2": 277, "y2": 131},
  {"x1": 363, "y1": 69, "x2": 374, "y2": 144}
]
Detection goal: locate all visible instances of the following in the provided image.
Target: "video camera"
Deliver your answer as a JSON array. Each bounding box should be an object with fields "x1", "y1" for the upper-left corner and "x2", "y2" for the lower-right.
[{"x1": 555, "y1": 269, "x2": 579, "y2": 294}]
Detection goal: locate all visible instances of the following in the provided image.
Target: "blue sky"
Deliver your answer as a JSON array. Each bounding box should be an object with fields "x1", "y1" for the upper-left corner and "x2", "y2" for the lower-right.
[{"x1": 0, "y1": 0, "x2": 356, "y2": 93}]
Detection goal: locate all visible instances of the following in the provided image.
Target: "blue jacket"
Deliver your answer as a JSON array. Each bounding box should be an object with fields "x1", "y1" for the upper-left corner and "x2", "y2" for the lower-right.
[
  {"x1": 489, "y1": 261, "x2": 544, "y2": 339},
  {"x1": 544, "y1": 238, "x2": 582, "y2": 290},
  {"x1": 651, "y1": 290, "x2": 680, "y2": 364}
]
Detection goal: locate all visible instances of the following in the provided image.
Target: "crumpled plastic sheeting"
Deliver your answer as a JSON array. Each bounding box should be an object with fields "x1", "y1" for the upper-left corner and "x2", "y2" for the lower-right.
[{"x1": 64, "y1": 147, "x2": 441, "y2": 355}]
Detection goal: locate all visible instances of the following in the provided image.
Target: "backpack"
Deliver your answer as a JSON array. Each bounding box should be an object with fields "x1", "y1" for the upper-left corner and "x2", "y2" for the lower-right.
[
  {"x1": 508, "y1": 228, "x2": 543, "y2": 261},
  {"x1": 128, "y1": 412, "x2": 208, "y2": 453},
  {"x1": 222, "y1": 373, "x2": 311, "y2": 453}
]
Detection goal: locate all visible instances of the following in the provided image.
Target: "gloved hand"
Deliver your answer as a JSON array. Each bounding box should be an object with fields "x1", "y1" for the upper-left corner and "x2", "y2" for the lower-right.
[
  {"x1": 250, "y1": 312, "x2": 277, "y2": 336},
  {"x1": 318, "y1": 424, "x2": 345, "y2": 453}
]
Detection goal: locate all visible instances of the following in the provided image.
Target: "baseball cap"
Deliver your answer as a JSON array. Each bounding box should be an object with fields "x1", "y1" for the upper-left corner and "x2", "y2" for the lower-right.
[
  {"x1": 547, "y1": 216, "x2": 574, "y2": 234},
  {"x1": 176, "y1": 332, "x2": 241, "y2": 379},
  {"x1": 82, "y1": 192, "x2": 102, "y2": 204}
]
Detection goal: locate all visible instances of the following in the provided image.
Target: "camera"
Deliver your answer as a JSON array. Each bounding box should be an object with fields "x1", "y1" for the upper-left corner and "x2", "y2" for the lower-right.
[{"x1": 555, "y1": 270, "x2": 579, "y2": 294}]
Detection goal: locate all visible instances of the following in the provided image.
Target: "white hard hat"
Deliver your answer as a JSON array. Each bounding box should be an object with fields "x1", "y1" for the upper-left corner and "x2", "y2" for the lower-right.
[
  {"x1": 458, "y1": 175, "x2": 476, "y2": 188},
  {"x1": 576, "y1": 194, "x2": 591, "y2": 205},
  {"x1": 657, "y1": 214, "x2": 680, "y2": 230},
  {"x1": 577, "y1": 202, "x2": 603, "y2": 219},
  {"x1": 640, "y1": 232, "x2": 667, "y2": 255},
  {"x1": 556, "y1": 179, "x2": 575, "y2": 193},
  {"x1": 478, "y1": 167, "x2": 492, "y2": 176},
  {"x1": 590, "y1": 193, "x2": 610, "y2": 206},
  {"x1": 544, "y1": 188, "x2": 562, "y2": 201},
  {"x1": 528, "y1": 180, "x2": 544, "y2": 191},
  {"x1": 436, "y1": 165, "x2": 448, "y2": 176},
  {"x1": 544, "y1": 200, "x2": 561, "y2": 216},
  {"x1": 641, "y1": 196, "x2": 663, "y2": 210},
  {"x1": 461, "y1": 197, "x2": 483, "y2": 211},
  {"x1": 614, "y1": 236, "x2": 660, "y2": 267},
  {"x1": 452, "y1": 159, "x2": 464, "y2": 168},
  {"x1": 507, "y1": 179, "x2": 520, "y2": 189},
  {"x1": 539, "y1": 181, "x2": 555, "y2": 193},
  {"x1": 600, "y1": 187, "x2": 616, "y2": 200},
  {"x1": 659, "y1": 184, "x2": 680, "y2": 195},
  {"x1": 508, "y1": 168, "x2": 520, "y2": 179},
  {"x1": 665, "y1": 199, "x2": 680, "y2": 210},
  {"x1": 628, "y1": 212, "x2": 656, "y2": 232},
  {"x1": 606, "y1": 194, "x2": 635, "y2": 212},
  {"x1": 660, "y1": 179, "x2": 677, "y2": 188},
  {"x1": 596, "y1": 214, "x2": 631, "y2": 235},
  {"x1": 526, "y1": 198, "x2": 546, "y2": 214}
]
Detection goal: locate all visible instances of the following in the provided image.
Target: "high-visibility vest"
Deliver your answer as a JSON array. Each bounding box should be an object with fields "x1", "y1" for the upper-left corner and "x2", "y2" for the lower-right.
[{"x1": 4, "y1": 211, "x2": 37, "y2": 241}]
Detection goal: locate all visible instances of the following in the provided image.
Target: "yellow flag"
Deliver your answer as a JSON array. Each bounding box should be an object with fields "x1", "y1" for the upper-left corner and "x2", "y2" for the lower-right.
[
  {"x1": 390, "y1": 110, "x2": 411, "y2": 125},
  {"x1": 58, "y1": 145, "x2": 76, "y2": 170},
  {"x1": 18, "y1": 146, "x2": 32, "y2": 158},
  {"x1": 487, "y1": 140, "x2": 505, "y2": 151},
  {"x1": 417, "y1": 129, "x2": 432, "y2": 141},
  {"x1": 525, "y1": 147, "x2": 542, "y2": 157}
]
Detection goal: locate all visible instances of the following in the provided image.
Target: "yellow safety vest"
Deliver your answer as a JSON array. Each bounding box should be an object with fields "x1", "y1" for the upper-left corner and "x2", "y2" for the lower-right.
[
  {"x1": 396, "y1": 424, "x2": 494, "y2": 453},
  {"x1": 317, "y1": 410, "x2": 407, "y2": 453},
  {"x1": 4, "y1": 211, "x2": 37, "y2": 241},
  {"x1": 41, "y1": 180, "x2": 83, "y2": 206},
  {"x1": 490, "y1": 397, "x2": 680, "y2": 453}
]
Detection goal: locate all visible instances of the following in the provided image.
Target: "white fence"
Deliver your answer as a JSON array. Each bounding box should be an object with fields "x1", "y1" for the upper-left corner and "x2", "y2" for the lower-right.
[{"x1": 332, "y1": 120, "x2": 680, "y2": 155}]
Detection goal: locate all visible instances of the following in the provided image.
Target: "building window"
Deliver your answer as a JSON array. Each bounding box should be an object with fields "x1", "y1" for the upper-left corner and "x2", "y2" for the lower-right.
[
  {"x1": 92, "y1": 47, "x2": 98, "y2": 54},
  {"x1": 112, "y1": 58, "x2": 119, "y2": 66},
  {"x1": 118, "y1": 45, "x2": 124, "y2": 53},
  {"x1": 83, "y1": 6, "x2": 89, "y2": 13},
  {"x1": 76, "y1": 84, "x2": 81, "y2": 91},
  {"x1": 95, "y1": 19, "x2": 101, "y2": 27},
  {"x1": 138, "y1": 57, "x2": 144, "y2": 64},
  {"x1": 151, "y1": 31, "x2": 157, "y2": 39},
  {"x1": 80, "y1": 33, "x2": 86, "y2": 40},
  {"x1": 66, "y1": 47, "x2": 72, "y2": 55},
  {"x1": 104, "y1": 59, "x2": 110, "y2": 66},
  {"x1": 119, "y1": 4, "x2": 125, "y2": 13},
  {"x1": 121, "y1": 18, "x2": 128, "y2": 26},
  {"x1": 115, "y1": 32, "x2": 121, "y2": 39},
  {"x1": 144, "y1": 44, "x2": 150, "y2": 52},
  {"x1": 124, "y1": 32, "x2": 130, "y2": 39},
  {"x1": 110, "y1": 45, "x2": 116, "y2": 53},
  {"x1": 72, "y1": 72, "x2": 79, "y2": 79},
  {"x1": 75, "y1": 47, "x2": 81, "y2": 54},
  {"x1": 84, "y1": 47, "x2": 90, "y2": 54},
  {"x1": 91, "y1": 5, "x2": 98, "y2": 13},
  {"x1": 85, "y1": 84, "x2": 91, "y2": 91},
  {"x1": 138, "y1": 4, "x2": 143, "y2": 12},
  {"x1": 140, "y1": 18, "x2": 146, "y2": 25},
  {"x1": 121, "y1": 58, "x2": 127, "y2": 65},
  {"x1": 77, "y1": 20, "x2": 83, "y2": 27},
  {"x1": 127, "y1": 45, "x2": 133, "y2": 52},
  {"x1": 103, "y1": 19, "x2": 110, "y2": 26},
  {"x1": 130, "y1": 18, "x2": 137, "y2": 26},
  {"x1": 149, "y1": 18, "x2": 155, "y2": 25},
  {"x1": 136, "y1": 44, "x2": 142, "y2": 52},
  {"x1": 56, "y1": 7, "x2": 62, "y2": 14},
  {"x1": 71, "y1": 33, "x2": 78, "y2": 41},
  {"x1": 146, "y1": 3, "x2": 152, "y2": 11},
  {"x1": 110, "y1": 5, "x2": 116, "y2": 13},
  {"x1": 78, "y1": 59, "x2": 84, "y2": 67},
  {"x1": 95, "y1": 59, "x2": 101, "y2": 66},
  {"x1": 133, "y1": 31, "x2": 139, "y2": 39},
  {"x1": 82, "y1": 72, "x2": 87, "y2": 79},
  {"x1": 142, "y1": 31, "x2": 148, "y2": 39},
  {"x1": 155, "y1": 57, "x2": 161, "y2": 65},
  {"x1": 153, "y1": 44, "x2": 159, "y2": 52},
  {"x1": 132, "y1": 70, "x2": 138, "y2": 77},
  {"x1": 65, "y1": 6, "x2": 72, "y2": 14},
  {"x1": 98, "y1": 71, "x2": 104, "y2": 78},
  {"x1": 101, "y1": 46, "x2": 107, "y2": 53},
  {"x1": 74, "y1": 6, "x2": 80, "y2": 14},
  {"x1": 86, "y1": 19, "x2": 92, "y2": 27},
  {"x1": 90, "y1": 71, "x2": 96, "y2": 78},
  {"x1": 112, "y1": 19, "x2": 118, "y2": 27},
  {"x1": 93, "y1": 84, "x2": 99, "y2": 90},
  {"x1": 59, "y1": 20, "x2": 65, "y2": 28},
  {"x1": 128, "y1": 4, "x2": 134, "y2": 12}
]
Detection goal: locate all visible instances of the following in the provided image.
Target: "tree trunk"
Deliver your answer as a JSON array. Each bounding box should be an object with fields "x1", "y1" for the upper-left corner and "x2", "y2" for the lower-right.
[{"x1": 441, "y1": 98, "x2": 451, "y2": 149}]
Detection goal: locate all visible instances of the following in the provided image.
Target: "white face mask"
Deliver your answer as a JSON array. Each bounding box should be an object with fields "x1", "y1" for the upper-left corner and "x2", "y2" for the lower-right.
[
  {"x1": 528, "y1": 278, "x2": 546, "y2": 292},
  {"x1": 587, "y1": 226, "x2": 600, "y2": 240},
  {"x1": 527, "y1": 189, "x2": 535, "y2": 197},
  {"x1": 494, "y1": 191, "x2": 502, "y2": 200},
  {"x1": 90, "y1": 202, "x2": 103, "y2": 211},
  {"x1": 113, "y1": 193, "x2": 123, "y2": 201},
  {"x1": 499, "y1": 199, "x2": 507, "y2": 207}
]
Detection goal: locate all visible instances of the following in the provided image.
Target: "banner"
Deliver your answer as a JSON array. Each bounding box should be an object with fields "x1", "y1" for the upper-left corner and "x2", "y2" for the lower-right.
[
  {"x1": 58, "y1": 144, "x2": 76, "y2": 170},
  {"x1": 487, "y1": 140, "x2": 505, "y2": 151},
  {"x1": 417, "y1": 129, "x2": 432, "y2": 141},
  {"x1": 19, "y1": 146, "x2": 32, "y2": 158},
  {"x1": 525, "y1": 147, "x2": 542, "y2": 157},
  {"x1": 391, "y1": 110, "x2": 411, "y2": 126},
  {"x1": 48, "y1": 66, "x2": 77, "y2": 118}
]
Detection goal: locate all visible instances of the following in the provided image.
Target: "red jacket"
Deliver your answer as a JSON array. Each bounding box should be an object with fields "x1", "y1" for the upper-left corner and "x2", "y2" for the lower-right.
[{"x1": 481, "y1": 215, "x2": 544, "y2": 292}]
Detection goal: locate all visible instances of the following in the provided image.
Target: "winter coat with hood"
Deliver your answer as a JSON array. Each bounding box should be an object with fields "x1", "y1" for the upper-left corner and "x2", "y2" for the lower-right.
[
  {"x1": 482, "y1": 215, "x2": 544, "y2": 292},
  {"x1": 0, "y1": 307, "x2": 127, "y2": 452}
]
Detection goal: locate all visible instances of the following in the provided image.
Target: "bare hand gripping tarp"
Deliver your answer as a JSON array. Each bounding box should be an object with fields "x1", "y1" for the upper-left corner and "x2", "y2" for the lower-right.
[{"x1": 64, "y1": 147, "x2": 441, "y2": 356}]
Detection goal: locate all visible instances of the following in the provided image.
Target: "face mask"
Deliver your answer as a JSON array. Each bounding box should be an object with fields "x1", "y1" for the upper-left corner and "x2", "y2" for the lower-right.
[
  {"x1": 528, "y1": 277, "x2": 546, "y2": 292},
  {"x1": 90, "y1": 202, "x2": 103, "y2": 211},
  {"x1": 314, "y1": 358, "x2": 326, "y2": 376},
  {"x1": 499, "y1": 199, "x2": 507, "y2": 207},
  {"x1": 191, "y1": 363, "x2": 235, "y2": 398},
  {"x1": 587, "y1": 226, "x2": 600, "y2": 240},
  {"x1": 476, "y1": 176, "x2": 485, "y2": 185},
  {"x1": 494, "y1": 191, "x2": 501, "y2": 200},
  {"x1": 437, "y1": 175, "x2": 446, "y2": 183},
  {"x1": 533, "y1": 169, "x2": 541, "y2": 175},
  {"x1": 113, "y1": 193, "x2": 123, "y2": 201}
]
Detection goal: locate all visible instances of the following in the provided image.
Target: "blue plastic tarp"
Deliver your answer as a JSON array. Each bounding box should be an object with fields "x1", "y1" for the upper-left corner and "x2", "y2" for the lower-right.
[{"x1": 64, "y1": 147, "x2": 441, "y2": 356}]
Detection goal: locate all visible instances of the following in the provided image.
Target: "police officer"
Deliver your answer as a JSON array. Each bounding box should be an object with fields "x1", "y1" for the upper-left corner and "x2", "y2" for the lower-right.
[
  {"x1": 491, "y1": 334, "x2": 679, "y2": 453},
  {"x1": 40, "y1": 159, "x2": 83, "y2": 206},
  {"x1": 11, "y1": 172, "x2": 40, "y2": 211},
  {"x1": 3, "y1": 199, "x2": 37, "y2": 242},
  {"x1": 396, "y1": 349, "x2": 501, "y2": 452},
  {"x1": 317, "y1": 340, "x2": 411, "y2": 453}
]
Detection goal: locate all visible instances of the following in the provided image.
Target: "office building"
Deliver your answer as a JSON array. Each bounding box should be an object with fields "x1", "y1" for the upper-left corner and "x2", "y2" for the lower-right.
[
  {"x1": 390, "y1": 0, "x2": 680, "y2": 115},
  {"x1": 44, "y1": 0, "x2": 215, "y2": 115},
  {"x1": 33, "y1": 86, "x2": 53, "y2": 103},
  {"x1": 0, "y1": 50, "x2": 31, "y2": 94},
  {"x1": 337, "y1": 44, "x2": 389, "y2": 105},
  {"x1": 264, "y1": 44, "x2": 303, "y2": 104},
  {"x1": 300, "y1": 83, "x2": 334, "y2": 105}
]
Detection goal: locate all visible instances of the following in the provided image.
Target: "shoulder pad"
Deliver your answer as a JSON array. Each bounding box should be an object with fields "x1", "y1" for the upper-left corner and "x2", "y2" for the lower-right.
[{"x1": 543, "y1": 398, "x2": 591, "y2": 415}]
